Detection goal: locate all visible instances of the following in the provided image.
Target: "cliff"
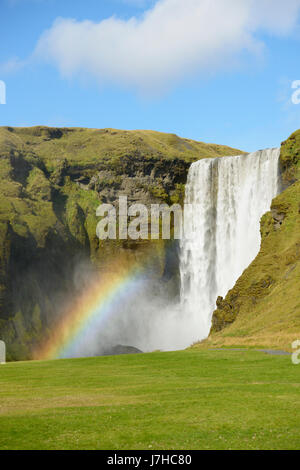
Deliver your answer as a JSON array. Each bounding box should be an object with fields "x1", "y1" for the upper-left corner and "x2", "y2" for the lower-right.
[
  {"x1": 209, "y1": 130, "x2": 300, "y2": 350},
  {"x1": 0, "y1": 126, "x2": 242, "y2": 360}
]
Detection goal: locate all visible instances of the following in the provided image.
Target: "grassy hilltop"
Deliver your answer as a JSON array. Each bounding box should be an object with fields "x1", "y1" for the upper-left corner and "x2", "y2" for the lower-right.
[
  {"x1": 0, "y1": 349, "x2": 299, "y2": 450},
  {"x1": 0, "y1": 126, "x2": 243, "y2": 167}
]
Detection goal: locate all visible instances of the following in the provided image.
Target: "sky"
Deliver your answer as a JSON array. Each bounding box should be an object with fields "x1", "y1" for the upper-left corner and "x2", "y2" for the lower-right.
[{"x1": 0, "y1": 0, "x2": 300, "y2": 152}]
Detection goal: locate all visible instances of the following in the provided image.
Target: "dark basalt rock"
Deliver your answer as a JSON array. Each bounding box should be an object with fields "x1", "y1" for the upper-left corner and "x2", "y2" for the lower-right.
[{"x1": 102, "y1": 345, "x2": 143, "y2": 356}]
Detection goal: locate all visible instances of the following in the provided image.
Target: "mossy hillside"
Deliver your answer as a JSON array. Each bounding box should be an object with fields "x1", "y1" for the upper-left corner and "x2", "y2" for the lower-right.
[
  {"x1": 0, "y1": 153, "x2": 58, "y2": 248},
  {"x1": 0, "y1": 126, "x2": 244, "y2": 360},
  {"x1": 0, "y1": 125, "x2": 243, "y2": 211},
  {"x1": 0, "y1": 126, "x2": 243, "y2": 169},
  {"x1": 0, "y1": 125, "x2": 243, "y2": 244},
  {"x1": 207, "y1": 131, "x2": 300, "y2": 350},
  {"x1": 26, "y1": 167, "x2": 52, "y2": 202},
  {"x1": 280, "y1": 129, "x2": 300, "y2": 186},
  {"x1": 0, "y1": 163, "x2": 103, "y2": 359}
]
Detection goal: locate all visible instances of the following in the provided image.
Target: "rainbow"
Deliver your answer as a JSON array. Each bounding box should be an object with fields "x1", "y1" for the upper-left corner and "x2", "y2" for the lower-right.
[{"x1": 35, "y1": 251, "x2": 158, "y2": 360}]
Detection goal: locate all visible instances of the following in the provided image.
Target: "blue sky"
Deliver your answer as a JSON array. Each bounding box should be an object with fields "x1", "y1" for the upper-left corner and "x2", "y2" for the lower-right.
[{"x1": 0, "y1": 0, "x2": 300, "y2": 152}]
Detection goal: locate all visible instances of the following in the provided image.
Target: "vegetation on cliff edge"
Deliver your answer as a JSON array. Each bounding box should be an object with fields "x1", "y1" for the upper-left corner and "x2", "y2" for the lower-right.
[{"x1": 206, "y1": 130, "x2": 300, "y2": 350}]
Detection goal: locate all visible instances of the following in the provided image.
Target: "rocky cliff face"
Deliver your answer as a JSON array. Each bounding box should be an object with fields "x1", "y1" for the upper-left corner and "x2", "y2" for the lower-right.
[
  {"x1": 0, "y1": 126, "x2": 242, "y2": 360},
  {"x1": 209, "y1": 130, "x2": 300, "y2": 349}
]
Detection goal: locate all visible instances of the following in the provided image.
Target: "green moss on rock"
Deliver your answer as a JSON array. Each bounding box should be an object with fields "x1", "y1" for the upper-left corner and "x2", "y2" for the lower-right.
[
  {"x1": 26, "y1": 167, "x2": 52, "y2": 201},
  {"x1": 280, "y1": 129, "x2": 300, "y2": 186},
  {"x1": 209, "y1": 130, "x2": 300, "y2": 349}
]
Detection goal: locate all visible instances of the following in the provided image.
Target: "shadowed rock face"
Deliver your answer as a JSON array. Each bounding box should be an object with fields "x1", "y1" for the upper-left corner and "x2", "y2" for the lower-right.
[{"x1": 84, "y1": 156, "x2": 190, "y2": 206}]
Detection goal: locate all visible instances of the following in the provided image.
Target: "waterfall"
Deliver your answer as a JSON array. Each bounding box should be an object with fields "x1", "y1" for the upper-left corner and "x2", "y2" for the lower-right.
[
  {"x1": 179, "y1": 148, "x2": 281, "y2": 342},
  {"x1": 69, "y1": 148, "x2": 281, "y2": 356}
]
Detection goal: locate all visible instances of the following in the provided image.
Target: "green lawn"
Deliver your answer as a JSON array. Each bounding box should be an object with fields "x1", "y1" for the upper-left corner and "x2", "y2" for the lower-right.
[{"x1": 0, "y1": 349, "x2": 299, "y2": 450}]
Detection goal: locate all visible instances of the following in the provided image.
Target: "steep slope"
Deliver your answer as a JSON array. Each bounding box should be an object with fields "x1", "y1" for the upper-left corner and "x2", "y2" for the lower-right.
[
  {"x1": 0, "y1": 126, "x2": 243, "y2": 360},
  {"x1": 206, "y1": 130, "x2": 300, "y2": 350}
]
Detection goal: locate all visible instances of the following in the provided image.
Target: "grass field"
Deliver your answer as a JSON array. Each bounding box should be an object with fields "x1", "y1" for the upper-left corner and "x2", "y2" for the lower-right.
[{"x1": 0, "y1": 349, "x2": 299, "y2": 450}]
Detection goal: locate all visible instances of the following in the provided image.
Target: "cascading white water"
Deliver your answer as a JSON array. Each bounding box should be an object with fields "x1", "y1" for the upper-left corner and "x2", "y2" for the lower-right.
[
  {"x1": 180, "y1": 148, "x2": 281, "y2": 342},
  {"x1": 64, "y1": 148, "x2": 281, "y2": 358}
]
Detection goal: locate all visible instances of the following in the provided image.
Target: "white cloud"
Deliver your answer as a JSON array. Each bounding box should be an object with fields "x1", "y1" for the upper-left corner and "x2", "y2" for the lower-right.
[{"x1": 34, "y1": 0, "x2": 300, "y2": 94}]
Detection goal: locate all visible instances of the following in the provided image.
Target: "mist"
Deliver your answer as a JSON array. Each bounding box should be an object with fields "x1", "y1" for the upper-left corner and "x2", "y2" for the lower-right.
[{"x1": 57, "y1": 148, "x2": 281, "y2": 359}]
